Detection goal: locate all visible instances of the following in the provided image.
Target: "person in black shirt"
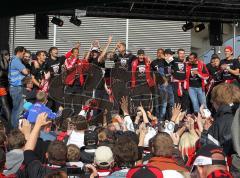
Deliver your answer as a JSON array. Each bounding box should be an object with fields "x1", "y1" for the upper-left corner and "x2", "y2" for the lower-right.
[
  {"x1": 150, "y1": 48, "x2": 165, "y2": 119},
  {"x1": 45, "y1": 47, "x2": 66, "y2": 112},
  {"x1": 114, "y1": 41, "x2": 136, "y2": 72},
  {"x1": 171, "y1": 49, "x2": 190, "y2": 112},
  {"x1": 45, "y1": 47, "x2": 66, "y2": 78},
  {"x1": 150, "y1": 48, "x2": 165, "y2": 85},
  {"x1": 187, "y1": 52, "x2": 209, "y2": 113},
  {"x1": 0, "y1": 50, "x2": 11, "y2": 130},
  {"x1": 110, "y1": 42, "x2": 136, "y2": 114},
  {"x1": 131, "y1": 49, "x2": 155, "y2": 111},
  {"x1": 206, "y1": 54, "x2": 222, "y2": 92},
  {"x1": 22, "y1": 50, "x2": 32, "y2": 70},
  {"x1": 220, "y1": 46, "x2": 240, "y2": 86},
  {"x1": 157, "y1": 49, "x2": 175, "y2": 121},
  {"x1": 31, "y1": 50, "x2": 48, "y2": 90},
  {"x1": 85, "y1": 36, "x2": 112, "y2": 125}
]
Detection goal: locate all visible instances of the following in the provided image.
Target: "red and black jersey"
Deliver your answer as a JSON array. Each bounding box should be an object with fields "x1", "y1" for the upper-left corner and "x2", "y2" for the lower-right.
[{"x1": 220, "y1": 58, "x2": 240, "y2": 81}]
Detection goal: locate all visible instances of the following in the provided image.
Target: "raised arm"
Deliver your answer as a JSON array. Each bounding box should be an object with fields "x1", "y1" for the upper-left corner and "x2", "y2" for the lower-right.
[
  {"x1": 24, "y1": 113, "x2": 51, "y2": 151},
  {"x1": 98, "y1": 35, "x2": 112, "y2": 63}
]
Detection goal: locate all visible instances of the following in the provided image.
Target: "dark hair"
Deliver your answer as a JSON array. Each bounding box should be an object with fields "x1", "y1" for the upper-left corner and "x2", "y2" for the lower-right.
[
  {"x1": 211, "y1": 54, "x2": 220, "y2": 60},
  {"x1": 71, "y1": 48, "x2": 79, "y2": 53},
  {"x1": 14, "y1": 46, "x2": 26, "y2": 55},
  {"x1": 0, "y1": 132, "x2": 6, "y2": 151},
  {"x1": 8, "y1": 129, "x2": 26, "y2": 150},
  {"x1": 48, "y1": 47, "x2": 58, "y2": 55},
  {"x1": 189, "y1": 52, "x2": 198, "y2": 58},
  {"x1": 0, "y1": 121, "x2": 5, "y2": 133},
  {"x1": 25, "y1": 50, "x2": 31, "y2": 55},
  {"x1": 22, "y1": 76, "x2": 32, "y2": 87},
  {"x1": 0, "y1": 148, "x2": 6, "y2": 172},
  {"x1": 36, "y1": 50, "x2": 47, "y2": 57},
  {"x1": 71, "y1": 115, "x2": 88, "y2": 131},
  {"x1": 113, "y1": 136, "x2": 138, "y2": 167},
  {"x1": 0, "y1": 50, "x2": 9, "y2": 57},
  {"x1": 177, "y1": 48, "x2": 185, "y2": 54},
  {"x1": 47, "y1": 141, "x2": 67, "y2": 165}
]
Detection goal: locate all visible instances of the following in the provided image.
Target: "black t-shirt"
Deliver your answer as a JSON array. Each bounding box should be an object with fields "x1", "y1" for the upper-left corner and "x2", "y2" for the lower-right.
[
  {"x1": 45, "y1": 56, "x2": 66, "y2": 77},
  {"x1": 189, "y1": 64, "x2": 202, "y2": 88},
  {"x1": 23, "y1": 62, "x2": 32, "y2": 71},
  {"x1": 151, "y1": 58, "x2": 165, "y2": 84},
  {"x1": 171, "y1": 58, "x2": 187, "y2": 80},
  {"x1": 136, "y1": 61, "x2": 147, "y2": 86},
  {"x1": 162, "y1": 60, "x2": 173, "y2": 83},
  {"x1": 206, "y1": 63, "x2": 221, "y2": 82},
  {"x1": 88, "y1": 57, "x2": 105, "y2": 90},
  {"x1": 114, "y1": 52, "x2": 136, "y2": 71},
  {"x1": 31, "y1": 62, "x2": 47, "y2": 82},
  {"x1": 220, "y1": 58, "x2": 240, "y2": 81}
]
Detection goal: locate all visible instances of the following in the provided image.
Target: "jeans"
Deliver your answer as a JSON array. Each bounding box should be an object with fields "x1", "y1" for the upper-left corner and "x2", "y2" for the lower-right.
[
  {"x1": 188, "y1": 87, "x2": 207, "y2": 113},
  {"x1": 9, "y1": 86, "x2": 24, "y2": 128},
  {"x1": 159, "y1": 84, "x2": 174, "y2": 121}
]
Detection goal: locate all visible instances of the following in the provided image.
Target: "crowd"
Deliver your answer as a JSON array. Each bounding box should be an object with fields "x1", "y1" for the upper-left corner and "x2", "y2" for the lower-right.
[{"x1": 0, "y1": 36, "x2": 239, "y2": 178}]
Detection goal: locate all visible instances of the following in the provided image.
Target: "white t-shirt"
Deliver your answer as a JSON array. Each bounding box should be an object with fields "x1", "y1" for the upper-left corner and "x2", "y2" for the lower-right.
[{"x1": 67, "y1": 130, "x2": 85, "y2": 148}]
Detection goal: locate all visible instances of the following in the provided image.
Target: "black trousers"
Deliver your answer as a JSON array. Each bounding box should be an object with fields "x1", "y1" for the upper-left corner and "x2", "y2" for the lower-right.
[
  {"x1": 172, "y1": 82, "x2": 190, "y2": 113},
  {"x1": 0, "y1": 95, "x2": 11, "y2": 132}
]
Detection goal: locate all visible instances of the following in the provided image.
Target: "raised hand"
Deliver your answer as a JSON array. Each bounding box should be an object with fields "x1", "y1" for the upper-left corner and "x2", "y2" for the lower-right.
[
  {"x1": 171, "y1": 103, "x2": 182, "y2": 122},
  {"x1": 120, "y1": 96, "x2": 129, "y2": 114},
  {"x1": 19, "y1": 119, "x2": 31, "y2": 140},
  {"x1": 108, "y1": 35, "x2": 113, "y2": 44},
  {"x1": 74, "y1": 42, "x2": 81, "y2": 49},
  {"x1": 35, "y1": 112, "x2": 51, "y2": 128}
]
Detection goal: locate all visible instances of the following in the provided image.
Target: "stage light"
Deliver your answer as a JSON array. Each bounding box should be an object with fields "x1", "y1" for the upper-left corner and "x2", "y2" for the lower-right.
[
  {"x1": 51, "y1": 17, "x2": 63, "y2": 27},
  {"x1": 182, "y1": 22, "x2": 194, "y2": 32},
  {"x1": 195, "y1": 23, "x2": 205, "y2": 32},
  {"x1": 70, "y1": 16, "x2": 81, "y2": 26}
]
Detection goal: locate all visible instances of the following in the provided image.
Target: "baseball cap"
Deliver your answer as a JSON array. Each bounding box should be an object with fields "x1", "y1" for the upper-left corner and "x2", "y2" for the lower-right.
[
  {"x1": 164, "y1": 49, "x2": 175, "y2": 55},
  {"x1": 191, "y1": 144, "x2": 227, "y2": 172},
  {"x1": 84, "y1": 130, "x2": 98, "y2": 147},
  {"x1": 127, "y1": 165, "x2": 163, "y2": 178},
  {"x1": 94, "y1": 146, "x2": 114, "y2": 167},
  {"x1": 137, "y1": 49, "x2": 145, "y2": 55}
]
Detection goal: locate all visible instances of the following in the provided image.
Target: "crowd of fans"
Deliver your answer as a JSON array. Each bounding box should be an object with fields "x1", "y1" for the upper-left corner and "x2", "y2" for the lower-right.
[{"x1": 0, "y1": 36, "x2": 239, "y2": 178}]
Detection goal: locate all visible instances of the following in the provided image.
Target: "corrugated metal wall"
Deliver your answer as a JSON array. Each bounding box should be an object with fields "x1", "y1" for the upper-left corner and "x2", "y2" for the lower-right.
[{"x1": 9, "y1": 14, "x2": 191, "y2": 60}]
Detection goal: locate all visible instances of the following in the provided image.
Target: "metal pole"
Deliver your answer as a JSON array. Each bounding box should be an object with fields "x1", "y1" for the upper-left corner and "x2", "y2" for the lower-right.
[
  {"x1": 53, "y1": 24, "x2": 57, "y2": 46},
  {"x1": 12, "y1": 16, "x2": 16, "y2": 55},
  {"x1": 126, "y1": 19, "x2": 129, "y2": 50},
  {"x1": 233, "y1": 23, "x2": 236, "y2": 58}
]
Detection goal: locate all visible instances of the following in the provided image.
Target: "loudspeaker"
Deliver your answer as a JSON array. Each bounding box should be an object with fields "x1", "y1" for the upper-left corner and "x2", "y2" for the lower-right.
[
  {"x1": 35, "y1": 14, "x2": 49, "y2": 39},
  {"x1": 209, "y1": 21, "x2": 223, "y2": 46}
]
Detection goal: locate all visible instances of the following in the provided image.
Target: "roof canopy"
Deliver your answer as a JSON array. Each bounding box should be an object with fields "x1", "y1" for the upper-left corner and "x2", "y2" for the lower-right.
[{"x1": 2, "y1": 0, "x2": 240, "y2": 22}]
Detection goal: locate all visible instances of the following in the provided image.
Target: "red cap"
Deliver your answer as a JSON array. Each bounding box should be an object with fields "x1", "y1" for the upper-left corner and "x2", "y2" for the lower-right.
[{"x1": 224, "y1": 46, "x2": 233, "y2": 52}]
